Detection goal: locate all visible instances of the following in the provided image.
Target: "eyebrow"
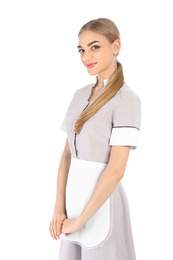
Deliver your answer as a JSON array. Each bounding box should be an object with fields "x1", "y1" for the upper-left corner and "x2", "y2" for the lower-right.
[{"x1": 77, "y1": 40, "x2": 100, "y2": 49}]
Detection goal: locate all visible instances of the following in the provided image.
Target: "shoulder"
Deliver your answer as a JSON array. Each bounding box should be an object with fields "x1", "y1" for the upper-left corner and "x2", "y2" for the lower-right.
[
  {"x1": 111, "y1": 83, "x2": 142, "y2": 133},
  {"x1": 118, "y1": 83, "x2": 140, "y2": 101},
  {"x1": 114, "y1": 83, "x2": 141, "y2": 108},
  {"x1": 70, "y1": 82, "x2": 94, "y2": 103},
  {"x1": 73, "y1": 83, "x2": 93, "y2": 97}
]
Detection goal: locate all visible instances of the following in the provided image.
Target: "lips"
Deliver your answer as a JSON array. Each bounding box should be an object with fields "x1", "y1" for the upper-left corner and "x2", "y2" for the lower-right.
[{"x1": 86, "y1": 62, "x2": 97, "y2": 69}]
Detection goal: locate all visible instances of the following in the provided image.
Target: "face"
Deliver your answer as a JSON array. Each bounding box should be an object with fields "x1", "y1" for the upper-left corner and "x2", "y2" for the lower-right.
[{"x1": 77, "y1": 30, "x2": 120, "y2": 79}]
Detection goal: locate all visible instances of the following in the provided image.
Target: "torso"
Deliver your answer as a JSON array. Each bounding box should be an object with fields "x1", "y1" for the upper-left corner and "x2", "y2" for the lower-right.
[{"x1": 64, "y1": 82, "x2": 139, "y2": 163}]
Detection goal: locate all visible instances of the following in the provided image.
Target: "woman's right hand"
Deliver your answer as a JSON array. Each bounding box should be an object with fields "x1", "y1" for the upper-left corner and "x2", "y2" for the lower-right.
[{"x1": 49, "y1": 212, "x2": 66, "y2": 240}]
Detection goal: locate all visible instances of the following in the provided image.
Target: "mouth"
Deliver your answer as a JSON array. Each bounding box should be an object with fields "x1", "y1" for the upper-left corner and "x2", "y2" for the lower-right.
[{"x1": 85, "y1": 62, "x2": 97, "y2": 69}]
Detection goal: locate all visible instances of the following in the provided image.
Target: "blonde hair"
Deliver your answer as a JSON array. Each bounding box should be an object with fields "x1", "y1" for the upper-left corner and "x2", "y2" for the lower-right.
[{"x1": 74, "y1": 18, "x2": 124, "y2": 134}]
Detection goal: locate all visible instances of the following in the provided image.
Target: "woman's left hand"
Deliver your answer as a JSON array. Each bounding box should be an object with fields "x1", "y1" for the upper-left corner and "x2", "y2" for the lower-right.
[{"x1": 61, "y1": 218, "x2": 83, "y2": 235}]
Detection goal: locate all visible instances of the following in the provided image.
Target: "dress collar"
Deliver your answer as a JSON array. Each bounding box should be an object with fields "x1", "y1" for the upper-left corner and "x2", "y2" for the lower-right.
[{"x1": 94, "y1": 75, "x2": 109, "y2": 88}]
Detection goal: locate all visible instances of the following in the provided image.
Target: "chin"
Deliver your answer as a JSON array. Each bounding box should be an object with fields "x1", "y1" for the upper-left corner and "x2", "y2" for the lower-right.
[{"x1": 87, "y1": 71, "x2": 97, "y2": 76}]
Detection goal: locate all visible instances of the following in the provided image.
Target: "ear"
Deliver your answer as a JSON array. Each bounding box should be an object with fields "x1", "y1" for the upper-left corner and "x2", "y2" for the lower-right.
[{"x1": 112, "y1": 39, "x2": 121, "y2": 56}]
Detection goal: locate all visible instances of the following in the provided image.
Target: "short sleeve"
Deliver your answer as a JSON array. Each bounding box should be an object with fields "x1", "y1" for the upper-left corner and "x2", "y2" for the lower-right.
[{"x1": 109, "y1": 95, "x2": 141, "y2": 149}]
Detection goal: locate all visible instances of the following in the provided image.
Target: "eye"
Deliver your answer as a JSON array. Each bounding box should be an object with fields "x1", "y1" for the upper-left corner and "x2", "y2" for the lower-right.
[
  {"x1": 91, "y1": 45, "x2": 101, "y2": 50},
  {"x1": 78, "y1": 49, "x2": 84, "y2": 54}
]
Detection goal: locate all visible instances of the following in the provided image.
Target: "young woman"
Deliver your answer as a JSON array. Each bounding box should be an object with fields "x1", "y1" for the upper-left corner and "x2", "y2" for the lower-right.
[{"x1": 49, "y1": 18, "x2": 141, "y2": 260}]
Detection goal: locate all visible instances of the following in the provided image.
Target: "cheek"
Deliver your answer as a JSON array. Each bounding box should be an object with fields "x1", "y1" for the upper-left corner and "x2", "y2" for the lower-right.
[
  {"x1": 94, "y1": 52, "x2": 105, "y2": 61},
  {"x1": 101, "y1": 52, "x2": 114, "y2": 63}
]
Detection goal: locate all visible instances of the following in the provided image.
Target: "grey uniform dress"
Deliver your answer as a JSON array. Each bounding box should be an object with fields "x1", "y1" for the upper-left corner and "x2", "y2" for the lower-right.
[{"x1": 58, "y1": 79, "x2": 141, "y2": 260}]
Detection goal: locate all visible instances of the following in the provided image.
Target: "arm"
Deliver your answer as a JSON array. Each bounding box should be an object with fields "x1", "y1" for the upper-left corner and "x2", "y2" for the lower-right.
[
  {"x1": 49, "y1": 138, "x2": 71, "y2": 240},
  {"x1": 62, "y1": 145, "x2": 130, "y2": 234}
]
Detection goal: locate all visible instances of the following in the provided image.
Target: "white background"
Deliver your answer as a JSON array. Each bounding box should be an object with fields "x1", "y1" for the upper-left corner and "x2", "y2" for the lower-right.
[{"x1": 0, "y1": 0, "x2": 173, "y2": 259}]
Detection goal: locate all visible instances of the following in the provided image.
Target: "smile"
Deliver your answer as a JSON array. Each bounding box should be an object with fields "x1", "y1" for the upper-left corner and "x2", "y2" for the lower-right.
[{"x1": 86, "y1": 63, "x2": 97, "y2": 69}]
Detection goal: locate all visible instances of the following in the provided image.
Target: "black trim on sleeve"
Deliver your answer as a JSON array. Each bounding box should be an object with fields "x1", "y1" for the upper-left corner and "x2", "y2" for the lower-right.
[{"x1": 112, "y1": 126, "x2": 140, "y2": 131}]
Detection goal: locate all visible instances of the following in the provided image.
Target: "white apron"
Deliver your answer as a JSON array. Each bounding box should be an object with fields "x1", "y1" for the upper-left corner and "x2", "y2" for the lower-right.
[{"x1": 61, "y1": 157, "x2": 112, "y2": 248}]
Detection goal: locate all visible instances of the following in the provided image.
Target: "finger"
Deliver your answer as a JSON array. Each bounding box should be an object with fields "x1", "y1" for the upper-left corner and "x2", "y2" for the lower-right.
[
  {"x1": 53, "y1": 220, "x2": 61, "y2": 239},
  {"x1": 61, "y1": 221, "x2": 67, "y2": 234},
  {"x1": 57, "y1": 217, "x2": 66, "y2": 236},
  {"x1": 49, "y1": 222, "x2": 56, "y2": 239},
  {"x1": 50, "y1": 221, "x2": 58, "y2": 240},
  {"x1": 56, "y1": 221, "x2": 62, "y2": 236},
  {"x1": 57, "y1": 218, "x2": 65, "y2": 237}
]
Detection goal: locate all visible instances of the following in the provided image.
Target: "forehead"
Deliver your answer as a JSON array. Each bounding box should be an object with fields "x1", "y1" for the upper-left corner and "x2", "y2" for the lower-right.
[{"x1": 78, "y1": 30, "x2": 109, "y2": 46}]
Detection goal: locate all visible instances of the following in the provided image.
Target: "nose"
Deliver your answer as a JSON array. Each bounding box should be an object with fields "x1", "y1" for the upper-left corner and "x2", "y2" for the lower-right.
[{"x1": 81, "y1": 50, "x2": 92, "y2": 62}]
